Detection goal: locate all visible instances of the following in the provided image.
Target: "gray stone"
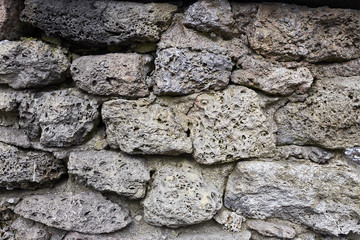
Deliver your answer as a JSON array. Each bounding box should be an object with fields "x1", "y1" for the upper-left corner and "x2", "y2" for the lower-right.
[
  {"x1": 152, "y1": 47, "x2": 232, "y2": 96},
  {"x1": 214, "y1": 208, "x2": 245, "y2": 232},
  {"x1": 68, "y1": 150, "x2": 150, "y2": 199},
  {"x1": 21, "y1": 0, "x2": 177, "y2": 46},
  {"x1": 71, "y1": 53, "x2": 153, "y2": 97},
  {"x1": 188, "y1": 86, "x2": 276, "y2": 164},
  {"x1": 0, "y1": 126, "x2": 31, "y2": 148},
  {"x1": 19, "y1": 89, "x2": 99, "y2": 147},
  {"x1": 14, "y1": 191, "x2": 131, "y2": 234},
  {"x1": 0, "y1": 0, "x2": 23, "y2": 40},
  {"x1": 102, "y1": 98, "x2": 192, "y2": 155},
  {"x1": 0, "y1": 142, "x2": 65, "y2": 190},
  {"x1": 143, "y1": 161, "x2": 222, "y2": 227},
  {"x1": 0, "y1": 40, "x2": 69, "y2": 89},
  {"x1": 63, "y1": 232, "x2": 117, "y2": 240},
  {"x1": 184, "y1": 0, "x2": 236, "y2": 38},
  {"x1": 0, "y1": 87, "x2": 18, "y2": 112},
  {"x1": 309, "y1": 58, "x2": 360, "y2": 79},
  {"x1": 244, "y1": 3, "x2": 360, "y2": 62},
  {"x1": 275, "y1": 77, "x2": 360, "y2": 149},
  {"x1": 246, "y1": 219, "x2": 296, "y2": 239},
  {"x1": 231, "y1": 55, "x2": 313, "y2": 96},
  {"x1": 344, "y1": 147, "x2": 360, "y2": 164},
  {"x1": 224, "y1": 160, "x2": 360, "y2": 235}
]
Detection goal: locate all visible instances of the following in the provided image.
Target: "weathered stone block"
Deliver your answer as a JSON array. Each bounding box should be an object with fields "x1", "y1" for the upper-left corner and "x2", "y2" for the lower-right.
[
  {"x1": 102, "y1": 98, "x2": 192, "y2": 155},
  {"x1": 275, "y1": 77, "x2": 360, "y2": 149},
  {"x1": 143, "y1": 161, "x2": 222, "y2": 227},
  {"x1": 0, "y1": 40, "x2": 69, "y2": 89},
  {"x1": 14, "y1": 192, "x2": 131, "y2": 234},
  {"x1": 71, "y1": 53, "x2": 152, "y2": 97},
  {"x1": 0, "y1": 0, "x2": 23, "y2": 40},
  {"x1": 21, "y1": 0, "x2": 177, "y2": 46},
  {"x1": 188, "y1": 86, "x2": 276, "y2": 164},
  {"x1": 68, "y1": 150, "x2": 150, "y2": 199},
  {"x1": 0, "y1": 142, "x2": 65, "y2": 190},
  {"x1": 225, "y1": 160, "x2": 360, "y2": 235}
]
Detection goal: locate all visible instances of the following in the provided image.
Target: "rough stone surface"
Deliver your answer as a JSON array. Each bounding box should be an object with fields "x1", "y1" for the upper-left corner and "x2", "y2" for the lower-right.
[
  {"x1": 71, "y1": 53, "x2": 153, "y2": 97},
  {"x1": 245, "y1": 3, "x2": 360, "y2": 62},
  {"x1": 0, "y1": 126, "x2": 31, "y2": 148},
  {"x1": 309, "y1": 58, "x2": 360, "y2": 79},
  {"x1": 0, "y1": 40, "x2": 69, "y2": 89},
  {"x1": 0, "y1": 87, "x2": 18, "y2": 112},
  {"x1": 345, "y1": 147, "x2": 360, "y2": 164},
  {"x1": 21, "y1": 0, "x2": 177, "y2": 46},
  {"x1": 19, "y1": 89, "x2": 99, "y2": 147},
  {"x1": 225, "y1": 160, "x2": 360, "y2": 235},
  {"x1": 246, "y1": 219, "x2": 296, "y2": 239},
  {"x1": 188, "y1": 86, "x2": 276, "y2": 164},
  {"x1": 0, "y1": 142, "x2": 65, "y2": 190},
  {"x1": 214, "y1": 208, "x2": 245, "y2": 232},
  {"x1": 63, "y1": 232, "x2": 117, "y2": 240},
  {"x1": 152, "y1": 47, "x2": 232, "y2": 96},
  {"x1": 232, "y1": 55, "x2": 313, "y2": 96},
  {"x1": 143, "y1": 161, "x2": 222, "y2": 227},
  {"x1": 68, "y1": 150, "x2": 150, "y2": 199},
  {"x1": 0, "y1": 0, "x2": 23, "y2": 40},
  {"x1": 102, "y1": 98, "x2": 192, "y2": 155},
  {"x1": 184, "y1": 0, "x2": 236, "y2": 38},
  {"x1": 14, "y1": 192, "x2": 131, "y2": 234},
  {"x1": 275, "y1": 77, "x2": 360, "y2": 149}
]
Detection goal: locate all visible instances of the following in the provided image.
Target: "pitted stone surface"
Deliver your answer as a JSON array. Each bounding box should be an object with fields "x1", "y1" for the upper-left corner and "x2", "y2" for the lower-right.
[
  {"x1": 0, "y1": 142, "x2": 65, "y2": 190},
  {"x1": 71, "y1": 53, "x2": 153, "y2": 97},
  {"x1": 0, "y1": 40, "x2": 69, "y2": 89},
  {"x1": 225, "y1": 160, "x2": 360, "y2": 235},
  {"x1": 0, "y1": 87, "x2": 18, "y2": 112},
  {"x1": 309, "y1": 58, "x2": 360, "y2": 79},
  {"x1": 275, "y1": 77, "x2": 360, "y2": 149},
  {"x1": 188, "y1": 86, "x2": 276, "y2": 164},
  {"x1": 246, "y1": 219, "x2": 296, "y2": 239},
  {"x1": 143, "y1": 162, "x2": 222, "y2": 227},
  {"x1": 102, "y1": 98, "x2": 192, "y2": 155},
  {"x1": 19, "y1": 89, "x2": 99, "y2": 147},
  {"x1": 0, "y1": 0, "x2": 23, "y2": 40},
  {"x1": 21, "y1": 0, "x2": 177, "y2": 46},
  {"x1": 232, "y1": 55, "x2": 313, "y2": 96},
  {"x1": 214, "y1": 208, "x2": 245, "y2": 232},
  {"x1": 184, "y1": 0, "x2": 236, "y2": 38},
  {"x1": 0, "y1": 126, "x2": 31, "y2": 148},
  {"x1": 152, "y1": 47, "x2": 232, "y2": 96},
  {"x1": 245, "y1": 3, "x2": 360, "y2": 62},
  {"x1": 14, "y1": 192, "x2": 131, "y2": 234},
  {"x1": 68, "y1": 150, "x2": 150, "y2": 199}
]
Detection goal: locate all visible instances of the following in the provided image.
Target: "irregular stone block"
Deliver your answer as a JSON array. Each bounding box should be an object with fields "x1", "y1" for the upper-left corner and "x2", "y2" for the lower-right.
[
  {"x1": 184, "y1": 0, "x2": 236, "y2": 38},
  {"x1": 214, "y1": 208, "x2": 245, "y2": 232},
  {"x1": 102, "y1": 98, "x2": 192, "y2": 155},
  {"x1": 68, "y1": 150, "x2": 150, "y2": 199},
  {"x1": 224, "y1": 161, "x2": 360, "y2": 235},
  {"x1": 188, "y1": 86, "x2": 276, "y2": 164},
  {"x1": 21, "y1": 0, "x2": 177, "y2": 46},
  {"x1": 63, "y1": 232, "x2": 117, "y2": 240},
  {"x1": 0, "y1": 126, "x2": 31, "y2": 148},
  {"x1": 309, "y1": 58, "x2": 360, "y2": 79},
  {"x1": 344, "y1": 147, "x2": 360, "y2": 164},
  {"x1": 0, "y1": 87, "x2": 17, "y2": 112},
  {"x1": 71, "y1": 53, "x2": 152, "y2": 97},
  {"x1": 245, "y1": 3, "x2": 360, "y2": 62},
  {"x1": 19, "y1": 89, "x2": 99, "y2": 147},
  {"x1": 246, "y1": 219, "x2": 296, "y2": 239},
  {"x1": 0, "y1": 40, "x2": 69, "y2": 89},
  {"x1": 0, "y1": 0, "x2": 23, "y2": 40},
  {"x1": 275, "y1": 77, "x2": 360, "y2": 149},
  {"x1": 231, "y1": 55, "x2": 313, "y2": 96},
  {"x1": 14, "y1": 192, "x2": 131, "y2": 234},
  {"x1": 0, "y1": 142, "x2": 65, "y2": 190},
  {"x1": 143, "y1": 162, "x2": 222, "y2": 227},
  {"x1": 152, "y1": 47, "x2": 232, "y2": 96}
]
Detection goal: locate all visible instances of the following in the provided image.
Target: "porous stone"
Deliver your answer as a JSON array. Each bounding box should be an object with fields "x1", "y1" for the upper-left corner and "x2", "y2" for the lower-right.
[
  {"x1": 309, "y1": 58, "x2": 360, "y2": 79},
  {"x1": 188, "y1": 86, "x2": 276, "y2": 164},
  {"x1": 0, "y1": 40, "x2": 69, "y2": 89},
  {"x1": 184, "y1": 0, "x2": 236, "y2": 38},
  {"x1": 71, "y1": 53, "x2": 153, "y2": 97},
  {"x1": 0, "y1": 87, "x2": 20, "y2": 127},
  {"x1": 246, "y1": 219, "x2": 296, "y2": 239},
  {"x1": 152, "y1": 47, "x2": 232, "y2": 96},
  {"x1": 0, "y1": 142, "x2": 65, "y2": 190},
  {"x1": 14, "y1": 192, "x2": 131, "y2": 234},
  {"x1": 224, "y1": 160, "x2": 360, "y2": 235},
  {"x1": 21, "y1": 0, "x2": 177, "y2": 46},
  {"x1": 143, "y1": 161, "x2": 222, "y2": 227},
  {"x1": 214, "y1": 208, "x2": 245, "y2": 232},
  {"x1": 275, "y1": 77, "x2": 360, "y2": 149},
  {"x1": 102, "y1": 98, "x2": 192, "y2": 155},
  {"x1": 19, "y1": 89, "x2": 99, "y2": 147},
  {"x1": 0, "y1": 126, "x2": 31, "y2": 148},
  {"x1": 63, "y1": 232, "x2": 117, "y2": 240},
  {"x1": 231, "y1": 55, "x2": 313, "y2": 96},
  {"x1": 0, "y1": 0, "x2": 23, "y2": 40},
  {"x1": 68, "y1": 150, "x2": 150, "y2": 199},
  {"x1": 245, "y1": 3, "x2": 360, "y2": 62},
  {"x1": 344, "y1": 147, "x2": 360, "y2": 164}
]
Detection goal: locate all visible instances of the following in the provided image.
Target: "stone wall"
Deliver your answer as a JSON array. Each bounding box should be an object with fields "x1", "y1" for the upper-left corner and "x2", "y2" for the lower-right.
[{"x1": 1, "y1": 0, "x2": 360, "y2": 239}]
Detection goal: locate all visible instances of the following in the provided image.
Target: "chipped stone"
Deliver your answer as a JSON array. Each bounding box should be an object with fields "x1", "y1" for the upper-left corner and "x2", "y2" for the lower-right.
[
  {"x1": 247, "y1": 219, "x2": 296, "y2": 239},
  {"x1": 214, "y1": 208, "x2": 245, "y2": 232},
  {"x1": 0, "y1": 0, "x2": 23, "y2": 40},
  {"x1": 0, "y1": 126, "x2": 31, "y2": 148}
]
